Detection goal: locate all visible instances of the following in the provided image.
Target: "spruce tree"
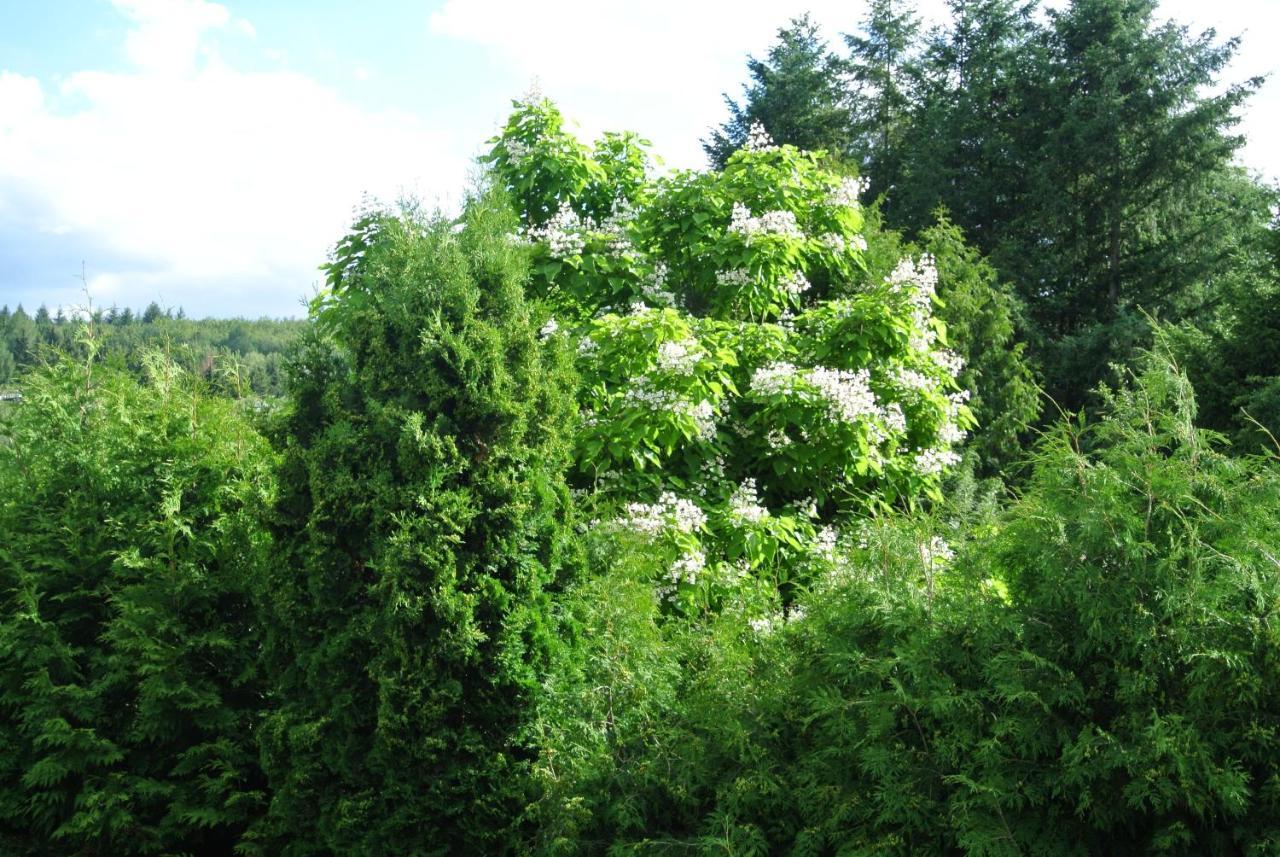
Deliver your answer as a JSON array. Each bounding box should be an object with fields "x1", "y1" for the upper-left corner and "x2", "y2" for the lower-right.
[
  {"x1": 703, "y1": 15, "x2": 852, "y2": 168},
  {"x1": 844, "y1": 0, "x2": 922, "y2": 203},
  {"x1": 252, "y1": 192, "x2": 578, "y2": 855}
]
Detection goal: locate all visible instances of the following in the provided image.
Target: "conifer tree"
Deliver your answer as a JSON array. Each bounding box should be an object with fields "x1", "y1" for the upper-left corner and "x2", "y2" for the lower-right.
[
  {"x1": 252, "y1": 192, "x2": 578, "y2": 855},
  {"x1": 0, "y1": 350, "x2": 274, "y2": 854},
  {"x1": 845, "y1": 0, "x2": 921, "y2": 202},
  {"x1": 703, "y1": 15, "x2": 852, "y2": 168}
]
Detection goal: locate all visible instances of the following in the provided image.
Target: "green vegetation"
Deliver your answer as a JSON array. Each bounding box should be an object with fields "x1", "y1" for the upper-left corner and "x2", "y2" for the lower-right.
[{"x1": 1, "y1": 0, "x2": 1279, "y2": 852}]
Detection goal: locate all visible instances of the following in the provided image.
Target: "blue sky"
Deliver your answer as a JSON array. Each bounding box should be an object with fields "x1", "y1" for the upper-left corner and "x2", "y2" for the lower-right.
[{"x1": 2, "y1": 0, "x2": 1277, "y2": 318}]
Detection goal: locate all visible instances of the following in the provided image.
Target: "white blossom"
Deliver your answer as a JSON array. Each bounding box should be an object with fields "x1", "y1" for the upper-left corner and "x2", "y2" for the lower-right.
[
  {"x1": 686, "y1": 400, "x2": 717, "y2": 441},
  {"x1": 669, "y1": 549, "x2": 706, "y2": 586},
  {"x1": 715, "y1": 268, "x2": 753, "y2": 289},
  {"x1": 729, "y1": 203, "x2": 803, "y2": 242},
  {"x1": 619, "y1": 492, "x2": 707, "y2": 537},
  {"x1": 729, "y1": 479, "x2": 768, "y2": 525},
  {"x1": 913, "y1": 447, "x2": 961, "y2": 476},
  {"x1": 656, "y1": 337, "x2": 701, "y2": 374},
  {"x1": 893, "y1": 367, "x2": 935, "y2": 392},
  {"x1": 640, "y1": 262, "x2": 675, "y2": 306},
  {"x1": 780, "y1": 270, "x2": 811, "y2": 296},
  {"x1": 539, "y1": 318, "x2": 559, "y2": 339},
  {"x1": 743, "y1": 121, "x2": 777, "y2": 153},
  {"x1": 527, "y1": 202, "x2": 586, "y2": 258},
  {"x1": 828, "y1": 176, "x2": 868, "y2": 208},
  {"x1": 750, "y1": 361, "x2": 801, "y2": 397},
  {"x1": 933, "y1": 349, "x2": 965, "y2": 377},
  {"x1": 814, "y1": 526, "x2": 838, "y2": 562},
  {"x1": 809, "y1": 366, "x2": 879, "y2": 424}
]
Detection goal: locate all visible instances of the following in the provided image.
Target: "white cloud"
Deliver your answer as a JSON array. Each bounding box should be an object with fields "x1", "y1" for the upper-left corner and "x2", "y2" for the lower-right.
[{"x1": 0, "y1": 4, "x2": 470, "y2": 316}]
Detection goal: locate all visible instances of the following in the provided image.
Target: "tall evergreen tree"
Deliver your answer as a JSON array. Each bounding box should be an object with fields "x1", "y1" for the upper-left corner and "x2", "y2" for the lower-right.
[
  {"x1": 251, "y1": 192, "x2": 579, "y2": 855},
  {"x1": 844, "y1": 0, "x2": 922, "y2": 202},
  {"x1": 895, "y1": 0, "x2": 1043, "y2": 244},
  {"x1": 703, "y1": 15, "x2": 852, "y2": 167}
]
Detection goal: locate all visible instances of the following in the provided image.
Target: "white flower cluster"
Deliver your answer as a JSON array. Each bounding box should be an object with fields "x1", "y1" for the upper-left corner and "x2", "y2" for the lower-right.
[
  {"x1": 621, "y1": 375, "x2": 680, "y2": 411},
  {"x1": 620, "y1": 492, "x2": 707, "y2": 536},
  {"x1": 729, "y1": 478, "x2": 768, "y2": 525},
  {"x1": 932, "y1": 349, "x2": 964, "y2": 377},
  {"x1": 809, "y1": 367, "x2": 879, "y2": 424},
  {"x1": 728, "y1": 202, "x2": 803, "y2": 242},
  {"x1": 715, "y1": 268, "x2": 753, "y2": 290},
  {"x1": 750, "y1": 361, "x2": 801, "y2": 397},
  {"x1": 527, "y1": 202, "x2": 585, "y2": 258},
  {"x1": 640, "y1": 262, "x2": 675, "y2": 306},
  {"x1": 685, "y1": 400, "x2": 717, "y2": 441},
  {"x1": 656, "y1": 337, "x2": 702, "y2": 374},
  {"x1": 820, "y1": 232, "x2": 846, "y2": 253},
  {"x1": 766, "y1": 428, "x2": 792, "y2": 449},
  {"x1": 743, "y1": 121, "x2": 777, "y2": 153},
  {"x1": 813, "y1": 525, "x2": 839, "y2": 562},
  {"x1": 599, "y1": 205, "x2": 635, "y2": 258},
  {"x1": 913, "y1": 446, "x2": 962, "y2": 476},
  {"x1": 780, "y1": 271, "x2": 811, "y2": 296},
  {"x1": 893, "y1": 367, "x2": 935, "y2": 392},
  {"x1": 539, "y1": 318, "x2": 559, "y2": 339},
  {"x1": 670, "y1": 549, "x2": 706, "y2": 584},
  {"x1": 888, "y1": 254, "x2": 940, "y2": 311},
  {"x1": 938, "y1": 420, "x2": 966, "y2": 445},
  {"x1": 828, "y1": 176, "x2": 868, "y2": 208},
  {"x1": 504, "y1": 139, "x2": 532, "y2": 166}
]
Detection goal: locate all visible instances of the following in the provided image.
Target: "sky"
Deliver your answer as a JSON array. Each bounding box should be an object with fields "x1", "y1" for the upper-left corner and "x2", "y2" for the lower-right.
[{"x1": 1, "y1": 0, "x2": 1277, "y2": 319}]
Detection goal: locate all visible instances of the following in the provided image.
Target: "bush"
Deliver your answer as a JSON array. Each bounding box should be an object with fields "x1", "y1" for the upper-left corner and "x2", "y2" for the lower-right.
[
  {"x1": 0, "y1": 348, "x2": 274, "y2": 854},
  {"x1": 250, "y1": 192, "x2": 580, "y2": 855}
]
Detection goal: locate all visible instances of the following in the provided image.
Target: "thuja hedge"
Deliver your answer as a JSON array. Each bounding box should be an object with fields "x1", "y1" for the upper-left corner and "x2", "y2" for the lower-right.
[
  {"x1": 1, "y1": 200, "x2": 1279, "y2": 854},
  {"x1": 0, "y1": 346, "x2": 274, "y2": 854}
]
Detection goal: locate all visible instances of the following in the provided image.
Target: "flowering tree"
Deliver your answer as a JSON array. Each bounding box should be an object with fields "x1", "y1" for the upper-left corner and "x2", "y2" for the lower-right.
[{"x1": 487, "y1": 96, "x2": 972, "y2": 614}]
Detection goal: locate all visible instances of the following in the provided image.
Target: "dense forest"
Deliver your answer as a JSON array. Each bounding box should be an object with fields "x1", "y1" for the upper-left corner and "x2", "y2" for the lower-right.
[
  {"x1": 0, "y1": 304, "x2": 304, "y2": 396},
  {"x1": 3, "y1": 0, "x2": 1280, "y2": 854}
]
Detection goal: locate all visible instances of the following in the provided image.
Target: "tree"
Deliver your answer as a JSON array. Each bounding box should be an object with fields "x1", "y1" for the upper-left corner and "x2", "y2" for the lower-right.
[
  {"x1": 844, "y1": 0, "x2": 922, "y2": 202},
  {"x1": 0, "y1": 350, "x2": 274, "y2": 854},
  {"x1": 703, "y1": 15, "x2": 853, "y2": 168},
  {"x1": 251, "y1": 192, "x2": 579, "y2": 855}
]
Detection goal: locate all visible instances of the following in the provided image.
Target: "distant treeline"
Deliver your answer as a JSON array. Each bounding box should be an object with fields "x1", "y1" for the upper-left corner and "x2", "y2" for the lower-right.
[{"x1": 0, "y1": 303, "x2": 305, "y2": 397}]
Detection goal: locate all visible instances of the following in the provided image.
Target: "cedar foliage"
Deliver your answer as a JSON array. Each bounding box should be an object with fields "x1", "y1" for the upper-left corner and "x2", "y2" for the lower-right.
[
  {"x1": 249, "y1": 192, "x2": 579, "y2": 855},
  {"x1": 532, "y1": 354, "x2": 1280, "y2": 853},
  {"x1": 0, "y1": 345, "x2": 274, "y2": 854}
]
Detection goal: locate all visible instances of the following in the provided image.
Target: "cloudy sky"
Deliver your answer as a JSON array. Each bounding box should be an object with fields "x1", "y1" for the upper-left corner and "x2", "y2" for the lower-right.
[{"x1": 2, "y1": 0, "x2": 1277, "y2": 318}]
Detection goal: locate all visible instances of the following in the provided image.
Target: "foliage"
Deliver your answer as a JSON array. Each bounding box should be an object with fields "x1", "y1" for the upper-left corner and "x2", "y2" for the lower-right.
[
  {"x1": 487, "y1": 96, "x2": 974, "y2": 623},
  {"x1": 533, "y1": 354, "x2": 1280, "y2": 853},
  {"x1": 844, "y1": 0, "x2": 922, "y2": 202},
  {"x1": 249, "y1": 191, "x2": 579, "y2": 855},
  {"x1": 703, "y1": 15, "x2": 854, "y2": 169},
  {"x1": 714, "y1": 0, "x2": 1269, "y2": 414},
  {"x1": 0, "y1": 303, "x2": 304, "y2": 397},
  {"x1": 0, "y1": 345, "x2": 275, "y2": 854}
]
